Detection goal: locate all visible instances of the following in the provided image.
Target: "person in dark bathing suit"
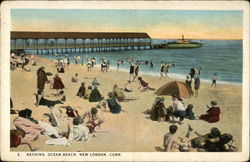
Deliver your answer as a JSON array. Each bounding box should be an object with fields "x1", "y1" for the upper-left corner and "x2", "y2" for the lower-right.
[
  {"x1": 138, "y1": 77, "x2": 155, "y2": 92},
  {"x1": 35, "y1": 90, "x2": 63, "y2": 107}
]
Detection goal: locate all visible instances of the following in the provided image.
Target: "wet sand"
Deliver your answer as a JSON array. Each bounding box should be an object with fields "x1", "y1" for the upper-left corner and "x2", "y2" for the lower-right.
[{"x1": 10, "y1": 55, "x2": 242, "y2": 152}]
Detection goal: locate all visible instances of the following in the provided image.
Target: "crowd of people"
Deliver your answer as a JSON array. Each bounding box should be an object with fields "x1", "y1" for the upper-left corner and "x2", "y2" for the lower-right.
[{"x1": 10, "y1": 52, "x2": 233, "y2": 153}]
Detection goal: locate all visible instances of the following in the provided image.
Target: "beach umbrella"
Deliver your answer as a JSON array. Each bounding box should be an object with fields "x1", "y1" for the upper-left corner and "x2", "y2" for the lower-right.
[{"x1": 155, "y1": 81, "x2": 193, "y2": 98}]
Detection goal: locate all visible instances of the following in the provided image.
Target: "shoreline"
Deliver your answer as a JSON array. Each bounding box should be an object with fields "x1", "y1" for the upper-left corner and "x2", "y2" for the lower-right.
[
  {"x1": 108, "y1": 66, "x2": 242, "y2": 86},
  {"x1": 26, "y1": 52, "x2": 242, "y2": 86}
]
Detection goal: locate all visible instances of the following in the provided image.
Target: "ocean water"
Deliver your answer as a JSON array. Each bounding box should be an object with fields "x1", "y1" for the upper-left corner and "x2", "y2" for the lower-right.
[{"x1": 26, "y1": 40, "x2": 243, "y2": 84}]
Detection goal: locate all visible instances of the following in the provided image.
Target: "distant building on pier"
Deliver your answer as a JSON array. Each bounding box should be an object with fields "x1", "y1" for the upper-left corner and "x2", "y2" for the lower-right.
[{"x1": 11, "y1": 31, "x2": 152, "y2": 54}]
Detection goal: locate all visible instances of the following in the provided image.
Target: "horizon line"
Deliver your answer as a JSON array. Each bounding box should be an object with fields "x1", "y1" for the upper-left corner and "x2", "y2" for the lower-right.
[{"x1": 152, "y1": 38, "x2": 243, "y2": 40}]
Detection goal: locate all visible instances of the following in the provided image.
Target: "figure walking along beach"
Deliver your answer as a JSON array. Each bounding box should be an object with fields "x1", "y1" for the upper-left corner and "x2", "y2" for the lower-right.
[
  {"x1": 37, "y1": 66, "x2": 48, "y2": 93},
  {"x1": 129, "y1": 63, "x2": 135, "y2": 81}
]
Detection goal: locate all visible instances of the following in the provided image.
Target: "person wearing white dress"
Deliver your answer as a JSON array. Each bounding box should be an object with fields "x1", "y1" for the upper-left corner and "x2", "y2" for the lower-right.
[{"x1": 45, "y1": 116, "x2": 89, "y2": 146}]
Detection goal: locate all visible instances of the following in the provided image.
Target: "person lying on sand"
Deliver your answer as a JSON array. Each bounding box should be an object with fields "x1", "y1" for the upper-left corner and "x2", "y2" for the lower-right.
[
  {"x1": 124, "y1": 80, "x2": 133, "y2": 92},
  {"x1": 178, "y1": 126, "x2": 221, "y2": 151},
  {"x1": 12, "y1": 109, "x2": 45, "y2": 151},
  {"x1": 112, "y1": 84, "x2": 139, "y2": 102},
  {"x1": 137, "y1": 77, "x2": 155, "y2": 92},
  {"x1": 35, "y1": 90, "x2": 64, "y2": 107},
  {"x1": 177, "y1": 126, "x2": 237, "y2": 152}
]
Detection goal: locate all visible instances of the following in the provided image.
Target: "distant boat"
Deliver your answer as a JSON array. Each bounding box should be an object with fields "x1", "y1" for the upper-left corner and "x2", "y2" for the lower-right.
[{"x1": 161, "y1": 35, "x2": 203, "y2": 49}]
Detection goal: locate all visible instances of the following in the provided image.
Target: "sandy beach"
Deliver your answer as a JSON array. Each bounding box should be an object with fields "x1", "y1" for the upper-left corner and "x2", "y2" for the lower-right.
[{"x1": 10, "y1": 55, "x2": 242, "y2": 152}]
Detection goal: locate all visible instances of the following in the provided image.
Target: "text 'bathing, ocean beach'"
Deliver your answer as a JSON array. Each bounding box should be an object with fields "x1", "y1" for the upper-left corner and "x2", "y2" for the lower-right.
[{"x1": 26, "y1": 39, "x2": 242, "y2": 85}]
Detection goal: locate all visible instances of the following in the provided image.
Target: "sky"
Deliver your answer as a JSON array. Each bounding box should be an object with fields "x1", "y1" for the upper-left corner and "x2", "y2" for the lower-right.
[{"x1": 11, "y1": 9, "x2": 243, "y2": 39}]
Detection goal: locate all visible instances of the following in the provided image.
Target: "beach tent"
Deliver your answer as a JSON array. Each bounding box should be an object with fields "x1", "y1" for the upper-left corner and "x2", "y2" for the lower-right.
[{"x1": 155, "y1": 81, "x2": 193, "y2": 98}]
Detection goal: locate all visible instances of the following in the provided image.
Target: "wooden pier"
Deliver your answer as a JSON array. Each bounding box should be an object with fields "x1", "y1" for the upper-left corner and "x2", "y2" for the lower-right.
[{"x1": 11, "y1": 32, "x2": 152, "y2": 54}]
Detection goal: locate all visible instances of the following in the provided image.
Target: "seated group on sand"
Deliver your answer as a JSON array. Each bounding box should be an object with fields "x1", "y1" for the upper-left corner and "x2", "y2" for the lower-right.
[
  {"x1": 76, "y1": 79, "x2": 104, "y2": 102},
  {"x1": 10, "y1": 53, "x2": 36, "y2": 72},
  {"x1": 163, "y1": 125, "x2": 238, "y2": 152},
  {"x1": 150, "y1": 94, "x2": 221, "y2": 124},
  {"x1": 11, "y1": 104, "x2": 105, "y2": 150}
]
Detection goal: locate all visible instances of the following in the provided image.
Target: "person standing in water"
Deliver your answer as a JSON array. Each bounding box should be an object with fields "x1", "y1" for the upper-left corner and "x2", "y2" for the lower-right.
[
  {"x1": 211, "y1": 73, "x2": 217, "y2": 87},
  {"x1": 117, "y1": 59, "x2": 121, "y2": 70},
  {"x1": 150, "y1": 60, "x2": 154, "y2": 68},
  {"x1": 164, "y1": 63, "x2": 170, "y2": 78},
  {"x1": 160, "y1": 62, "x2": 165, "y2": 80},
  {"x1": 189, "y1": 66, "x2": 197, "y2": 81}
]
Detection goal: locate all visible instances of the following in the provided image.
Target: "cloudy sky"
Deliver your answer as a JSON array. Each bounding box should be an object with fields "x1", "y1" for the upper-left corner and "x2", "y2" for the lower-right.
[{"x1": 11, "y1": 9, "x2": 243, "y2": 39}]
